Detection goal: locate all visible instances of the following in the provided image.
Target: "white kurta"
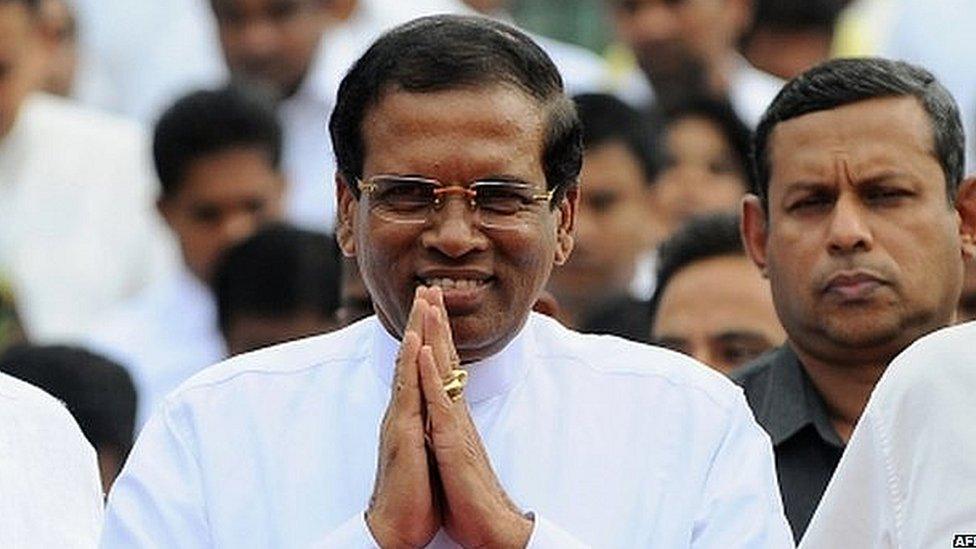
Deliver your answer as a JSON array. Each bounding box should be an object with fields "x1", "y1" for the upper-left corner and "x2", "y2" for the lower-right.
[
  {"x1": 0, "y1": 373, "x2": 104, "y2": 548},
  {"x1": 85, "y1": 268, "x2": 226, "y2": 428},
  {"x1": 800, "y1": 322, "x2": 976, "y2": 549},
  {"x1": 102, "y1": 313, "x2": 792, "y2": 548},
  {"x1": 0, "y1": 93, "x2": 176, "y2": 343}
]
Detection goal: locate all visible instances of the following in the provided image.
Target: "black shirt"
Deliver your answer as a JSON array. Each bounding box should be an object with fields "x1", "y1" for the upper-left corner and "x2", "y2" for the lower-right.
[{"x1": 731, "y1": 345, "x2": 844, "y2": 543}]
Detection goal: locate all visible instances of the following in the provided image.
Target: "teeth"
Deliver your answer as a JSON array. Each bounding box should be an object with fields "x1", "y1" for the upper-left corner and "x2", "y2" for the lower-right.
[{"x1": 422, "y1": 278, "x2": 486, "y2": 290}]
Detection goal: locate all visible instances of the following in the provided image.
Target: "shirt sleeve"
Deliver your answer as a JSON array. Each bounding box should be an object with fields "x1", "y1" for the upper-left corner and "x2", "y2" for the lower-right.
[
  {"x1": 525, "y1": 513, "x2": 591, "y2": 548},
  {"x1": 100, "y1": 402, "x2": 211, "y2": 549},
  {"x1": 692, "y1": 392, "x2": 796, "y2": 549},
  {"x1": 314, "y1": 512, "x2": 378, "y2": 547},
  {"x1": 797, "y1": 409, "x2": 895, "y2": 549}
]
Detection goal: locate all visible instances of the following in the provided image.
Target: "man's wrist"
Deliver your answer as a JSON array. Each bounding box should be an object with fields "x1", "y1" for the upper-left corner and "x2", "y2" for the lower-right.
[{"x1": 488, "y1": 509, "x2": 534, "y2": 548}]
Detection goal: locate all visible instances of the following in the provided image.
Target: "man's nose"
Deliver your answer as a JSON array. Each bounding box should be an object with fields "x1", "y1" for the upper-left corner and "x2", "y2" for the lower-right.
[
  {"x1": 420, "y1": 198, "x2": 489, "y2": 258},
  {"x1": 826, "y1": 194, "x2": 873, "y2": 255},
  {"x1": 238, "y1": 19, "x2": 278, "y2": 57}
]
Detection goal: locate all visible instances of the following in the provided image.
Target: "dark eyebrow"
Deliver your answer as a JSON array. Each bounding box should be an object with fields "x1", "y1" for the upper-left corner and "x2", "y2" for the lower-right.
[{"x1": 854, "y1": 171, "x2": 914, "y2": 186}]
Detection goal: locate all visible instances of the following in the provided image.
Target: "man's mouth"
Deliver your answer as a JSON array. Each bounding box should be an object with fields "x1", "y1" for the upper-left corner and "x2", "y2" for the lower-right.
[
  {"x1": 420, "y1": 277, "x2": 490, "y2": 291},
  {"x1": 822, "y1": 271, "x2": 886, "y2": 301}
]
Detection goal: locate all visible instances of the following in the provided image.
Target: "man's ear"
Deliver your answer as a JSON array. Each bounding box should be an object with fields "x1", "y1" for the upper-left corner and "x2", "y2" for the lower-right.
[
  {"x1": 553, "y1": 184, "x2": 579, "y2": 266},
  {"x1": 335, "y1": 174, "x2": 357, "y2": 258},
  {"x1": 956, "y1": 176, "x2": 976, "y2": 260},
  {"x1": 741, "y1": 194, "x2": 770, "y2": 278}
]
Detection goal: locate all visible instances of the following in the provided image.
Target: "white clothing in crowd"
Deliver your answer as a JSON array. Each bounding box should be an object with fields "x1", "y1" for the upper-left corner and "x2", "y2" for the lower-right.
[
  {"x1": 86, "y1": 268, "x2": 225, "y2": 428},
  {"x1": 800, "y1": 321, "x2": 976, "y2": 549},
  {"x1": 613, "y1": 55, "x2": 784, "y2": 128},
  {"x1": 880, "y1": 0, "x2": 976, "y2": 168},
  {"x1": 102, "y1": 313, "x2": 793, "y2": 548},
  {"x1": 71, "y1": 0, "x2": 226, "y2": 123},
  {"x1": 0, "y1": 372, "x2": 103, "y2": 548},
  {"x1": 0, "y1": 93, "x2": 176, "y2": 343}
]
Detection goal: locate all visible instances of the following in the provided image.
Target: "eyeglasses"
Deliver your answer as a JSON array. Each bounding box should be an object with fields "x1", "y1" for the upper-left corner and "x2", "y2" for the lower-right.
[{"x1": 357, "y1": 174, "x2": 556, "y2": 229}]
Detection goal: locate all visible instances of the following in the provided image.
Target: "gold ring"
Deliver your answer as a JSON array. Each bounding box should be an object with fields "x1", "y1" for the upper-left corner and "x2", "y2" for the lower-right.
[{"x1": 443, "y1": 369, "x2": 468, "y2": 402}]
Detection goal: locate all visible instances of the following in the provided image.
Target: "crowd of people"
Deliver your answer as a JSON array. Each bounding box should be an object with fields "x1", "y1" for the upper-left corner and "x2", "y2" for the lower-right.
[{"x1": 1, "y1": 0, "x2": 974, "y2": 547}]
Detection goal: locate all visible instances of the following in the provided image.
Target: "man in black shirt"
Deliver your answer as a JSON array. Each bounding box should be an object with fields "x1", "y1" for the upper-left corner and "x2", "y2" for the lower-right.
[{"x1": 735, "y1": 58, "x2": 976, "y2": 541}]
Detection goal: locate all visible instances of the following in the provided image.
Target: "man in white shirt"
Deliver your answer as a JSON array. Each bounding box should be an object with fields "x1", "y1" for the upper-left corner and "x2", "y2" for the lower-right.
[
  {"x1": 608, "y1": 0, "x2": 783, "y2": 126},
  {"x1": 0, "y1": 0, "x2": 174, "y2": 343},
  {"x1": 799, "y1": 321, "x2": 976, "y2": 549},
  {"x1": 101, "y1": 16, "x2": 793, "y2": 547},
  {"x1": 87, "y1": 85, "x2": 286, "y2": 426},
  {"x1": 0, "y1": 372, "x2": 103, "y2": 547}
]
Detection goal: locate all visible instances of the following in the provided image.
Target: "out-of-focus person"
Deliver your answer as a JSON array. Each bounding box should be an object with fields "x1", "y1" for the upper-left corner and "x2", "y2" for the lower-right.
[
  {"x1": 735, "y1": 58, "x2": 976, "y2": 541},
  {"x1": 608, "y1": 0, "x2": 783, "y2": 126},
  {"x1": 799, "y1": 321, "x2": 976, "y2": 549},
  {"x1": 0, "y1": 344, "x2": 137, "y2": 493},
  {"x1": 71, "y1": 0, "x2": 226, "y2": 122},
  {"x1": 651, "y1": 98, "x2": 752, "y2": 239},
  {"x1": 651, "y1": 212, "x2": 784, "y2": 375},
  {"x1": 211, "y1": 0, "x2": 472, "y2": 232},
  {"x1": 548, "y1": 93, "x2": 659, "y2": 330},
  {"x1": 457, "y1": 0, "x2": 607, "y2": 96},
  {"x1": 741, "y1": 0, "x2": 849, "y2": 81},
  {"x1": 86, "y1": 85, "x2": 285, "y2": 426},
  {"x1": 101, "y1": 16, "x2": 793, "y2": 547},
  {"x1": 0, "y1": 0, "x2": 175, "y2": 343},
  {"x1": 0, "y1": 370, "x2": 103, "y2": 547},
  {"x1": 37, "y1": 0, "x2": 77, "y2": 96},
  {"x1": 879, "y1": 0, "x2": 976, "y2": 168},
  {"x1": 214, "y1": 224, "x2": 341, "y2": 356}
]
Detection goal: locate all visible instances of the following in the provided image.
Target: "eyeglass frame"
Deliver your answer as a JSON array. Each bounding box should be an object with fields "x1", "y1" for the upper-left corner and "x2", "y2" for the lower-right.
[{"x1": 356, "y1": 174, "x2": 558, "y2": 228}]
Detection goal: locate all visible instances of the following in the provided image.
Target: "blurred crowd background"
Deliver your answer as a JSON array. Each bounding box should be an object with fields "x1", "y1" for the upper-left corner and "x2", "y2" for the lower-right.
[{"x1": 2, "y1": 0, "x2": 976, "y2": 495}]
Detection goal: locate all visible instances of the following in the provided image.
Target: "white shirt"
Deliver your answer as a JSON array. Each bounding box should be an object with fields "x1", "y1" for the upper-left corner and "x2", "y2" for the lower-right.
[
  {"x1": 880, "y1": 0, "x2": 976, "y2": 168},
  {"x1": 799, "y1": 322, "x2": 976, "y2": 549},
  {"x1": 0, "y1": 373, "x2": 104, "y2": 548},
  {"x1": 85, "y1": 268, "x2": 226, "y2": 428},
  {"x1": 613, "y1": 55, "x2": 784, "y2": 127},
  {"x1": 0, "y1": 94, "x2": 176, "y2": 343},
  {"x1": 102, "y1": 313, "x2": 793, "y2": 548},
  {"x1": 72, "y1": 0, "x2": 227, "y2": 123}
]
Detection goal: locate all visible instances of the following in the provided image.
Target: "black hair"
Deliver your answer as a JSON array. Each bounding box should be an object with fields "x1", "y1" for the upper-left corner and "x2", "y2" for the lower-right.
[
  {"x1": 750, "y1": 0, "x2": 847, "y2": 34},
  {"x1": 754, "y1": 57, "x2": 965, "y2": 211},
  {"x1": 661, "y1": 97, "x2": 753, "y2": 187},
  {"x1": 212, "y1": 223, "x2": 341, "y2": 334},
  {"x1": 650, "y1": 212, "x2": 745, "y2": 330},
  {"x1": 1, "y1": 0, "x2": 41, "y2": 11},
  {"x1": 574, "y1": 92, "x2": 662, "y2": 183},
  {"x1": 329, "y1": 14, "x2": 583, "y2": 207},
  {"x1": 0, "y1": 344, "x2": 137, "y2": 458},
  {"x1": 153, "y1": 84, "x2": 283, "y2": 199}
]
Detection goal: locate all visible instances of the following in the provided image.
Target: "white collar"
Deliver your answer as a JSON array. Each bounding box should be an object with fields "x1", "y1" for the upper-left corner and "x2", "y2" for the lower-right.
[{"x1": 370, "y1": 314, "x2": 532, "y2": 404}]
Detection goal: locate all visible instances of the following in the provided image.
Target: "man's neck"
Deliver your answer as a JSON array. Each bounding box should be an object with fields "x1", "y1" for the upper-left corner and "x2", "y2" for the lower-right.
[{"x1": 790, "y1": 342, "x2": 887, "y2": 443}]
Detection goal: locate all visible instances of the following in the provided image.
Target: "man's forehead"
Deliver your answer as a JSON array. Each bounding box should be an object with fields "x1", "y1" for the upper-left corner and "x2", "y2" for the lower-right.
[
  {"x1": 364, "y1": 86, "x2": 545, "y2": 136},
  {"x1": 767, "y1": 96, "x2": 936, "y2": 177}
]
